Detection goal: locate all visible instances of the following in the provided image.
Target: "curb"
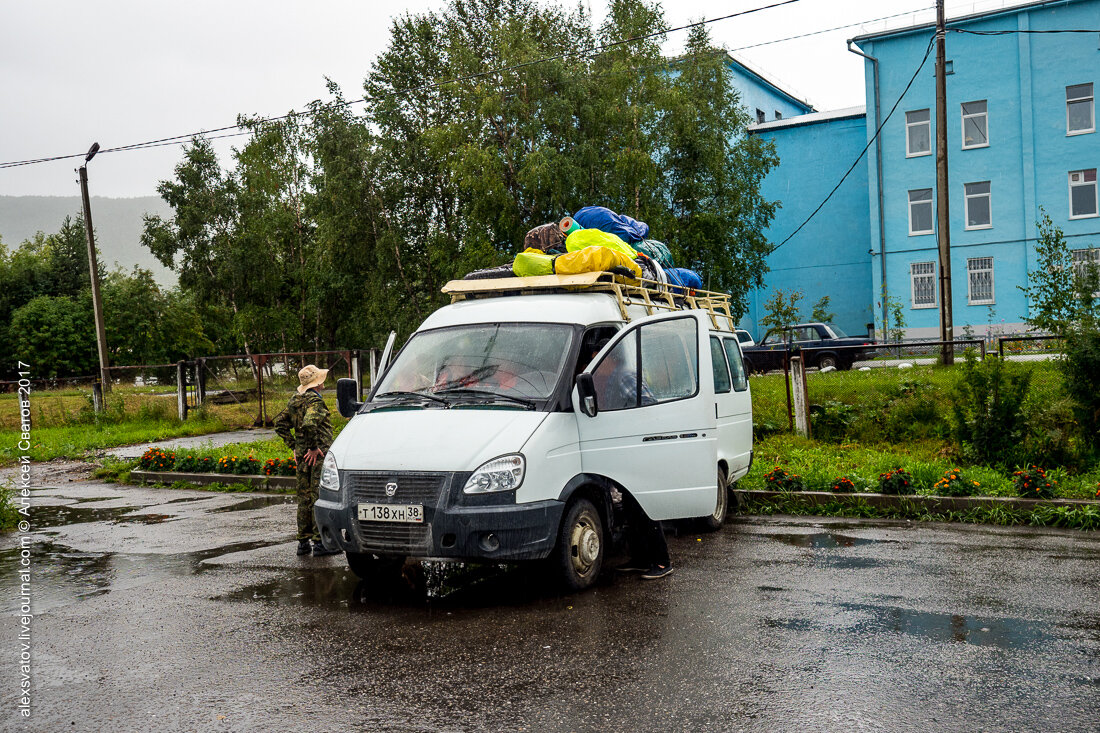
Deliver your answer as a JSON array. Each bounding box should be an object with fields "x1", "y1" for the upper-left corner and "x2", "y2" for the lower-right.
[
  {"x1": 733, "y1": 489, "x2": 1098, "y2": 512},
  {"x1": 129, "y1": 470, "x2": 296, "y2": 490}
]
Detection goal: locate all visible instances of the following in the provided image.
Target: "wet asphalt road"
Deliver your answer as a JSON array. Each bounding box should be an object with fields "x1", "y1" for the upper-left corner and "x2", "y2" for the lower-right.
[{"x1": 2, "y1": 464, "x2": 1099, "y2": 732}]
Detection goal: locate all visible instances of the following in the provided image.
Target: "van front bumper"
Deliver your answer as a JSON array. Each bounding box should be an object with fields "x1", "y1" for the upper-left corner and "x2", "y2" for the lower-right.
[{"x1": 314, "y1": 470, "x2": 564, "y2": 561}]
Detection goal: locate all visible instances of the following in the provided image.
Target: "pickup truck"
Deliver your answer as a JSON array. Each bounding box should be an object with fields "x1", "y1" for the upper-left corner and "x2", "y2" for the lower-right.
[{"x1": 741, "y1": 322, "x2": 876, "y2": 373}]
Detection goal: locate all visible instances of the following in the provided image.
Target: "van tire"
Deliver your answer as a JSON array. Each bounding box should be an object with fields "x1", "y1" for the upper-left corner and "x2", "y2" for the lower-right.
[
  {"x1": 552, "y1": 498, "x2": 604, "y2": 591},
  {"x1": 346, "y1": 552, "x2": 406, "y2": 581},
  {"x1": 700, "y1": 466, "x2": 729, "y2": 531}
]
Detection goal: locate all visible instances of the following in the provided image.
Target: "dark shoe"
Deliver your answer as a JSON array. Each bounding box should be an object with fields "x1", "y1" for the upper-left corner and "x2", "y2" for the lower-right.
[
  {"x1": 312, "y1": 541, "x2": 341, "y2": 557},
  {"x1": 296, "y1": 539, "x2": 312, "y2": 556},
  {"x1": 641, "y1": 564, "x2": 673, "y2": 580}
]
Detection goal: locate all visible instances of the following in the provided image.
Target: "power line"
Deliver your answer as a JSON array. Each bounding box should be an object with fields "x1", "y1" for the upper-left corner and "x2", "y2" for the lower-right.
[
  {"x1": 947, "y1": 27, "x2": 1100, "y2": 35},
  {"x1": 730, "y1": 5, "x2": 935, "y2": 51},
  {"x1": 0, "y1": 0, "x2": 806, "y2": 171},
  {"x1": 768, "y1": 34, "x2": 937, "y2": 254}
]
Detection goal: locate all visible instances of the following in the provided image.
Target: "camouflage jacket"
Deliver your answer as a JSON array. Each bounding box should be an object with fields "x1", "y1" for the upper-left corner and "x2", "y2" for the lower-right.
[{"x1": 273, "y1": 389, "x2": 333, "y2": 455}]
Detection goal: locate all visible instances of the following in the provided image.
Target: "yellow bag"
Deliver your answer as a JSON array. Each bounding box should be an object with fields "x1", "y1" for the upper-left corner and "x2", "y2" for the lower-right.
[
  {"x1": 564, "y1": 229, "x2": 638, "y2": 258},
  {"x1": 554, "y1": 245, "x2": 642, "y2": 279},
  {"x1": 512, "y1": 248, "x2": 555, "y2": 277}
]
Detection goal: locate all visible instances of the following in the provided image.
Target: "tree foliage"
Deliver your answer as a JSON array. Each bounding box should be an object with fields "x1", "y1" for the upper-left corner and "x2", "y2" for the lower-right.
[
  {"x1": 760, "y1": 289, "x2": 803, "y2": 334},
  {"x1": 144, "y1": 0, "x2": 779, "y2": 345}
]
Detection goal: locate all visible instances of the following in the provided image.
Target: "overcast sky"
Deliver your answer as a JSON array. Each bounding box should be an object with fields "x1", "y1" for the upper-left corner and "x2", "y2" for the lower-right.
[{"x1": 2, "y1": 0, "x2": 1019, "y2": 198}]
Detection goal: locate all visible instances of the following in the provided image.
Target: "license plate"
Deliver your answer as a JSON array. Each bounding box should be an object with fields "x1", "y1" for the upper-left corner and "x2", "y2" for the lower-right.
[{"x1": 357, "y1": 503, "x2": 424, "y2": 523}]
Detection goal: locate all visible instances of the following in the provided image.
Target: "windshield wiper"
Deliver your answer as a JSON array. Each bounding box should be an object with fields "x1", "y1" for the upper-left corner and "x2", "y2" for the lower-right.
[
  {"x1": 435, "y1": 387, "x2": 535, "y2": 409},
  {"x1": 373, "y1": 390, "x2": 450, "y2": 406}
]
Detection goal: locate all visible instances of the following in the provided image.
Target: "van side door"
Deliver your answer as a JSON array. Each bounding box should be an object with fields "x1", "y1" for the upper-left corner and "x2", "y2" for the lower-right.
[{"x1": 572, "y1": 311, "x2": 716, "y2": 521}]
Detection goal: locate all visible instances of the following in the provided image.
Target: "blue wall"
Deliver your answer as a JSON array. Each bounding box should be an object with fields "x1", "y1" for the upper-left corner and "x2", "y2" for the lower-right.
[
  {"x1": 858, "y1": 0, "x2": 1100, "y2": 337},
  {"x1": 728, "y1": 58, "x2": 814, "y2": 124},
  {"x1": 747, "y1": 112, "x2": 874, "y2": 339}
]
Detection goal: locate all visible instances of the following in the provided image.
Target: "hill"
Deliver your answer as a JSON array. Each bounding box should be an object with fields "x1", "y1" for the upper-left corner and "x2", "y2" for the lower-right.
[{"x1": 0, "y1": 195, "x2": 176, "y2": 285}]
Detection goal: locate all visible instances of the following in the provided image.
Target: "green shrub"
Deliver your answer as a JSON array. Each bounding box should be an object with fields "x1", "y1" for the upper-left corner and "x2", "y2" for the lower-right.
[
  {"x1": 138, "y1": 448, "x2": 175, "y2": 471},
  {"x1": 809, "y1": 401, "x2": 857, "y2": 443},
  {"x1": 933, "y1": 467, "x2": 981, "y2": 497},
  {"x1": 0, "y1": 484, "x2": 19, "y2": 531},
  {"x1": 950, "y1": 355, "x2": 1031, "y2": 466},
  {"x1": 763, "y1": 466, "x2": 804, "y2": 492},
  {"x1": 1061, "y1": 328, "x2": 1100, "y2": 454},
  {"x1": 175, "y1": 454, "x2": 217, "y2": 473},
  {"x1": 1013, "y1": 465, "x2": 1057, "y2": 500},
  {"x1": 883, "y1": 394, "x2": 948, "y2": 442},
  {"x1": 877, "y1": 468, "x2": 915, "y2": 495},
  {"x1": 830, "y1": 476, "x2": 856, "y2": 493}
]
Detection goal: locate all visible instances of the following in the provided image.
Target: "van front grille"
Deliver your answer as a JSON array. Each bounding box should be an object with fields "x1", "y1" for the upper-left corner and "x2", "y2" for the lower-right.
[
  {"x1": 345, "y1": 472, "x2": 448, "y2": 505},
  {"x1": 356, "y1": 521, "x2": 431, "y2": 551}
]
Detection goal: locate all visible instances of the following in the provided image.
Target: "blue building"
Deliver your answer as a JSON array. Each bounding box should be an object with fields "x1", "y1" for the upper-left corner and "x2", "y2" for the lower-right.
[
  {"x1": 725, "y1": 53, "x2": 815, "y2": 125},
  {"x1": 744, "y1": 0, "x2": 1100, "y2": 341}
]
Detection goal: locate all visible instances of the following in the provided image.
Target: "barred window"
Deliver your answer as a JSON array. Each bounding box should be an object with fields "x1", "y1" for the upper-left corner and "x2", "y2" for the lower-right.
[
  {"x1": 1072, "y1": 249, "x2": 1100, "y2": 294},
  {"x1": 967, "y1": 257, "x2": 995, "y2": 305},
  {"x1": 910, "y1": 261, "x2": 937, "y2": 308}
]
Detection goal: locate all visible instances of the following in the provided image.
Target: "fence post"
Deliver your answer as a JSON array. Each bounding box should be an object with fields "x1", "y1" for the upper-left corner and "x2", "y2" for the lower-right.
[
  {"x1": 790, "y1": 354, "x2": 811, "y2": 438},
  {"x1": 195, "y1": 358, "x2": 206, "y2": 406},
  {"x1": 351, "y1": 350, "x2": 363, "y2": 401},
  {"x1": 176, "y1": 360, "x2": 188, "y2": 421},
  {"x1": 92, "y1": 380, "x2": 104, "y2": 413}
]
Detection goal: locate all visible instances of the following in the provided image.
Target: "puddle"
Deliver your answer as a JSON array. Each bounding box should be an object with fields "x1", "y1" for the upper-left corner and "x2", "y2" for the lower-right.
[
  {"x1": 764, "y1": 532, "x2": 887, "y2": 549},
  {"x1": 208, "y1": 495, "x2": 295, "y2": 513},
  {"x1": 218, "y1": 560, "x2": 537, "y2": 610},
  {"x1": 766, "y1": 602, "x2": 1052, "y2": 650},
  {"x1": 26, "y1": 504, "x2": 142, "y2": 529},
  {"x1": 0, "y1": 539, "x2": 280, "y2": 614}
]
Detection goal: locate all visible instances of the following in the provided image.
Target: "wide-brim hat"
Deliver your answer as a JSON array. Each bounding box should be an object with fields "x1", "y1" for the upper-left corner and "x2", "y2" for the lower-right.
[{"x1": 297, "y1": 364, "x2": 329, "y2": 394}]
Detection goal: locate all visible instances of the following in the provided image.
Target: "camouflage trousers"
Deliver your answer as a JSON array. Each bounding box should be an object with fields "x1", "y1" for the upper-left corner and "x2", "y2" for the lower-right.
[{"x1": 295, "y1": 453, "x2": 322, "y2": 541}]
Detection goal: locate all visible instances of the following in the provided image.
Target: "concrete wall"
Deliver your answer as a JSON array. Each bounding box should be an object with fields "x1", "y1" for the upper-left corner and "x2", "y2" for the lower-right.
[
  {"x1": 747, "y1": 113, "x2": 874, "y2": 340},
  {"x1": 860, "y1": 0, "x2": 1100, "y2": 338}
]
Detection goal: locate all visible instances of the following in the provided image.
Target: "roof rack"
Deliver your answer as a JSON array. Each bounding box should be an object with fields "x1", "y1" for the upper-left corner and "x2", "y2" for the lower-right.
[{"x1": 441, "y1": 272, "x2": 737, "y2": 332}]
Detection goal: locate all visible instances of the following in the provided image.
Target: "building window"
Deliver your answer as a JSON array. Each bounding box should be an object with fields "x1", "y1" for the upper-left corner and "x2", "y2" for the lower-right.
[
  {"x1": 908, "y1": 188, "x2": 934, "y2": 235},
  {"x1": 906, "y1": 109, "x2": 931, "y2": 156},
  {"x1": 961, "y1": 100, "x2": 988, "y2": 148},
  {"x1": 774, "y1": 110, "x2": 782, "y2": 120},
  {"x1": 756, "y1": 108, "x2": 766, "y2": 124},
  {"x1": 964, "y1": 181, "x2": 992, "y2": 229},
  {"x1": 910, "y1": 261, "x2": 937, "y2": 308},
  {"x1": 1069, "y1": 169, "x2": 1098, "y2": 219},
  {"x1": 1067, "y1": 83, "x2": 1094, "y2": 134},
  {"x1": 967, "y1": 257, "x2": 994, "y2": 305},
  {"x1": 1072, "y1": 248, "x2": 1100, "y2": 295}
]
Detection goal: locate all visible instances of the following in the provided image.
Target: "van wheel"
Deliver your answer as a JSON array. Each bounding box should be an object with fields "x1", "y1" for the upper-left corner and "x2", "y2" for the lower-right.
[
  {"x1": 346, "y1": 552, "x2": 406, "y2": 581},
  {"x1": 553, "y1": 498, "x2": 604, "y2": 591},
  {"x1": 700, "y1": 466, "x2": 729, "y2": 531}
]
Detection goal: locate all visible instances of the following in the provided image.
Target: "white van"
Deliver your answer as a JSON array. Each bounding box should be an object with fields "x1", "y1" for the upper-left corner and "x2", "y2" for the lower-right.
[{"x1": 314, "y1": 272, "x2": 753, "y2": 590}]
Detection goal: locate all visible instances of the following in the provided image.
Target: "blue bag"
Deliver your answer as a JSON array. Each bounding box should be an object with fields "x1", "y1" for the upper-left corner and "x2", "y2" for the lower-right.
[
  {"x1": 665, "y1": 267, "x2": 703, "y2": 293},
  {"x1": 572, "y1": 206, "x2": 650, "y2": 243}
]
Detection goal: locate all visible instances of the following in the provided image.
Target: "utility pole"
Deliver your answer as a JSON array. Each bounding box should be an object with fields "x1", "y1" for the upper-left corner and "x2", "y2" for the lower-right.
[
  {"x1": 935, "y1": 0, "x2": 954, "y2": 364},
  {"x1": 78, "y1": 142, "x2": 112, "y2": 394}
]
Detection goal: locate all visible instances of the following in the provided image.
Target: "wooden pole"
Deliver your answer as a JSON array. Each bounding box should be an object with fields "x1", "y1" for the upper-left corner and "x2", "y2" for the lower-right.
[
  {"x1": 935, "y1": 0, "x2": 955, "y2": 364},
  {"x1": 78, "y1": 161, "x2": 112, "y2": 395}
]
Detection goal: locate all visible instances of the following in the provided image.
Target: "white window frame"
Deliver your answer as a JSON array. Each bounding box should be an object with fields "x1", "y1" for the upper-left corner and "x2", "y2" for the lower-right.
[
  {"x1": 964, "y1": 181, "x2": 992, "y2": 230},
  {"x1": 1066, "y1": 83, "x2": 1095, "y2": 135},
  {"x1": 961, "y1": 100, "x2": 989, "y2": 149},
  {"x1": 967, "y1": 256, "x2": 995, "y2": 305},
  {"x1": 908, "y1": 188, "x2": 935, "y2": 235},
  {"x1": 1069, "y1": 169, "x2": 1098, "y2": 219},
  {"x1": 910, "y1": 261, "x2": 937, "y2": 309},
  {"x1": 906, "y1": 109, "x2": 932, "y2": 157}
]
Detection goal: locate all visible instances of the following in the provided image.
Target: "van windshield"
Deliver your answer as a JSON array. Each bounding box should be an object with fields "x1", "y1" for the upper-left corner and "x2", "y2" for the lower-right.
[{"x1": 374, "y1": 324, "x2": 575, "y2": 404}]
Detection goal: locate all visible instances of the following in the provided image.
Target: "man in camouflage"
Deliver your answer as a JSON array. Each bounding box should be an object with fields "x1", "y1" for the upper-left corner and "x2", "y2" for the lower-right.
[{"x1": 274, "y1": 364, "x2": 340, "y2": 557}]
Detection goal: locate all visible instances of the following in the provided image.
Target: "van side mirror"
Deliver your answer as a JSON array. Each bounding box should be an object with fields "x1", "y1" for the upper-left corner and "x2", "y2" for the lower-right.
[
  {"x1": 336, "y1": 378, "x2": 363, "y2": 418},
  {"x1": 575, "y1": 373, "x2": 598, "y2": 417}
]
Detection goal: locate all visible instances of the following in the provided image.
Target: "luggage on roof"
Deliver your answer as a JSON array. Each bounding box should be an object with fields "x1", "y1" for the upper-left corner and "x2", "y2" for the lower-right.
[{"x1": 572, "y1": 206, "x2": 649, "y2": 243}]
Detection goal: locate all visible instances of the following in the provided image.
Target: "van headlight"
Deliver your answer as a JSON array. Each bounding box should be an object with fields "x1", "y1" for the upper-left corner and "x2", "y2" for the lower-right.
[
  {"x1": 320, "y1": 452, "x2": 340, "y2": 494},
  {"x1": 464, "y1": 454, "x2": 525, "y2": 494}
]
